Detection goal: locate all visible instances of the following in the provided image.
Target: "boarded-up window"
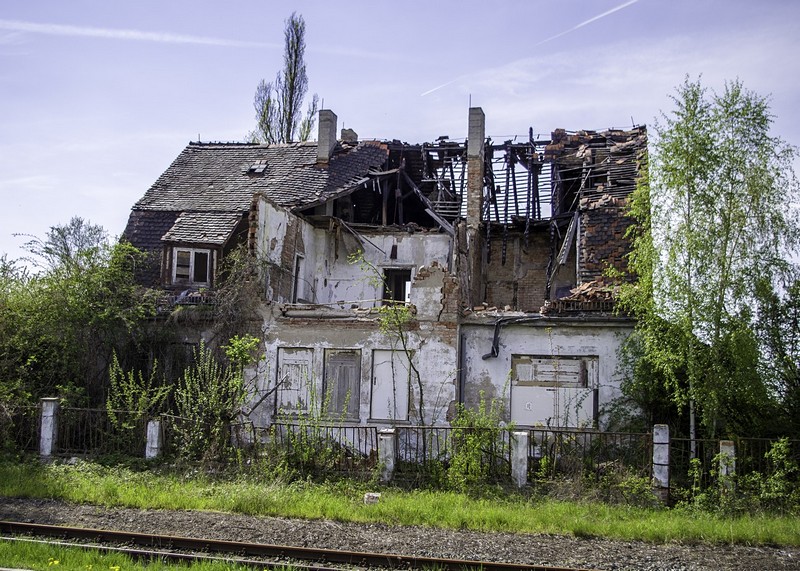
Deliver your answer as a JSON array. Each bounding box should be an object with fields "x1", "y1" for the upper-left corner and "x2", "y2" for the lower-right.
[
  {"x1": 324, "y1": 349, "x2": 361, "y2": 420},
  {"x1": 511, "y1": 356, "x2": 589, "y2": 388},
  {"x1": 276, "y1": 347, "x2": 313, "y2": 414},
  {"x1": 510, "y1": 355, "x2": 598, "y2": 428}
]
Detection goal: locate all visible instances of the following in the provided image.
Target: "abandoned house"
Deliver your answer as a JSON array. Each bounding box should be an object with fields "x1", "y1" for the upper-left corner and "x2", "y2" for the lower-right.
[{"x1": 123, "y1": 108, "x2": 647, "y2": 430}]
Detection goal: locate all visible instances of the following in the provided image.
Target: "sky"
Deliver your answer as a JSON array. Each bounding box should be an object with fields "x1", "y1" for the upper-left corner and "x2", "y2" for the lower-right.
[{"x1": 1, "y1": 0, "x2": 799, "y2": 263}]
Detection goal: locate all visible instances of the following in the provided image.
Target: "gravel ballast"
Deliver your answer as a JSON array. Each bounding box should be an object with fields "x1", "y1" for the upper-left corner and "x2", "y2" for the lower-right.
[{"x1": 0, "y1": 497, "x2": 798, "y2": 571}]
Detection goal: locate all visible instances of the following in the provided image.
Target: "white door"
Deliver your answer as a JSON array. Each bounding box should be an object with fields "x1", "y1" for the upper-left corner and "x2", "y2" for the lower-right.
[{"x1": 371, "y1": 349, "x2": 410, "y2": 421}]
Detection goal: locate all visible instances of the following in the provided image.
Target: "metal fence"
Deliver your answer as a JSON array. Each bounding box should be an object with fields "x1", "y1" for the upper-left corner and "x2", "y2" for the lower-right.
[
  {"x1": 255, "y1": 422, "x2": 379, "y2": 475},
  {"x1": 669, "y1": 436, "x2": 800, "y2": 498},
  {"x1": 394, "y1": 425, "x2": 512, "y2": 483},
  {"x1": 3, "y1": 405, "x2": 40, "y2": 452},
  {"x1": 528, "y1": 429, "x2": 652, "y2": 480},
  {"x1": 57, "y1": 407, "x2": 148, "y2": 457}
]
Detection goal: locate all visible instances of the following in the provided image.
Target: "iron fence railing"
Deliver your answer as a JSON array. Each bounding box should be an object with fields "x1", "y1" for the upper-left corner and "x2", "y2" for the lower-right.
[
  {"x1": 528, "y1": 429, "x2": 652, "y2": 480},
  {"x1": 57, "y1": 407, "x2": 148, "y2": 457},
  {"x1": 2, "y1": 405, "x2": 40, "y2": 452},
  {"x1": 12, "y1": 403, "x2": 800, "y2": 495},
  {"x1": 394, "y1": 425, "x2": 512, "y2": 483},
  {"x1": 256, "y1": 422, "x2": 379, "y2": 474}
]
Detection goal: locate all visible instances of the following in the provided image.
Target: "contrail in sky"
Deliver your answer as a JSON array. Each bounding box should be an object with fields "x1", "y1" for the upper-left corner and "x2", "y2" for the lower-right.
[
  {"x1": 420, "y1": 0, "x2": 640, "y2": 97},
  {"x1": 532, "y1": 0, "x2": 640, "y2": 47},
  {"x1": 0, "y1": 19, "x2": 276, "y2": 48}
]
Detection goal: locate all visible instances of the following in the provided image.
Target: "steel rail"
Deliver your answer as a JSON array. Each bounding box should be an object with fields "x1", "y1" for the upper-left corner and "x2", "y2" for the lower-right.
[{"x1": 0, "y1": 520, "x2": 599, "y2": 571}]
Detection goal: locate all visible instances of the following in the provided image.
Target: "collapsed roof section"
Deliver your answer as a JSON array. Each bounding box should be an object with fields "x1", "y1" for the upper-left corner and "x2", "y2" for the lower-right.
[{"x1": 298, "y1": 125, "x2": 647, "y2": 237}]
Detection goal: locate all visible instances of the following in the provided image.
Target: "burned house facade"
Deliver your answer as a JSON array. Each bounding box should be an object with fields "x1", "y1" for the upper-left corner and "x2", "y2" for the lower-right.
[{"x1": 124, "y1": 108, "x2": 646, "y2": 429}]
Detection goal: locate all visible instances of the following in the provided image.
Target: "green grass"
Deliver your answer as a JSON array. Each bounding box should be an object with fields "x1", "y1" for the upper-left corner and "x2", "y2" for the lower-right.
[
  {"x1": 0, "y1": 537, "x2": 283, "y2": 570},
  {"x1": 1, "y1": 459, "x2": 798, "y2": 547}
]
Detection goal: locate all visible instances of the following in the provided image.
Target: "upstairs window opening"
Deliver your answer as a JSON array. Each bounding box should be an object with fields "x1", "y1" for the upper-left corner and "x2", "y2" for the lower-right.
[
  {"x1": 382, "y1": 269, "x2": 412, "y2": 305},
  {"x1": 173, "y1": 248, "x2": 211, "y2": 287}
]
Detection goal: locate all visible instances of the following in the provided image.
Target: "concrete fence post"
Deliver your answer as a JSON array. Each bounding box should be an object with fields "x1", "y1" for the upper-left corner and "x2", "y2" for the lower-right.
[
  {"x1": 652, "y1": 424, "x2": 670, "y2": 503},
  {"x1": 378, "y1": 429, "x2": 396, "y2": 483},
  {"x1": 511, "y1": 431, "x2": 529, "y2": 488},
  {"x1": 145, "y1": 419, "x2": 162, "y2": 459},
  {"x1": 719, "y1": 440, "x2": 736, "y2": 489},
  {"x1": 39, "y1": 398, "x2": 60, "y2": 458}
]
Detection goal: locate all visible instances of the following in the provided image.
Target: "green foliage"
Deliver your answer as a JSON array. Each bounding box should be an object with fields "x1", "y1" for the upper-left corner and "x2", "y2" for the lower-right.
[
  {"x1": 618, "y1": 77, "x2": 800, "y2": 438},
  {"x1": 172, "y1": 341, "x2": 249, "y2": 462},
  {"x1": 446, "y1": 393, "x2": 511, "y2": 493},
  {"x1": 3, "y1": 457, "x2": 800, "y2": 546},
  {"x1": 249, "y1": 12, "x2": 319, "y2": 144},
  {"x1": 0, "y1": 221, "x2": 158, "y2": 407},
  {"x1": 746, "y1": 438, "x2": 800, "y2": 514},
  {"x1": 106, "y1": 353, "x2": 171, "y2": 434},
  {"x1": 755, "y1": 277, "x2": 800, "y2": 436}
]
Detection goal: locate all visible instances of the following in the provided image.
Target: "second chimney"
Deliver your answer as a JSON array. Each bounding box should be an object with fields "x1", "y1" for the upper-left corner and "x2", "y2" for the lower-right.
[{"x1": 317, "y1": 109, "x2": 338, "y2": 164}]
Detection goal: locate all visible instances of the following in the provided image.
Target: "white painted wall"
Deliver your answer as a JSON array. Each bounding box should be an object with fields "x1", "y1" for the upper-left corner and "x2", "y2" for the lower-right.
[
  {"x1": 459, "y1": 319, "x2": 633, "y2": 429},
  {"x1": 307, "y1": 229, "x2": 452, "y2": 307}
]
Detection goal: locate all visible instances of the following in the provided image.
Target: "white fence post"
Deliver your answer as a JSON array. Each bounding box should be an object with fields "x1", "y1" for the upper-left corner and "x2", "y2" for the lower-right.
[
  {"x1": 145, "y1": 419, "x2": 162, "y2": 459},
  {"x1": 511, "y1": 431, "x2": 529, "y2": 488},
  {"x1": 719, "y1": 439, "x2": 736, "y2": 490},
  {"x1": 39, "y1": 398, "x2": 59, "y2": 458},
  {"x1": 378, "y1": 429, "x2": 396, "y2": 483},
  {"x1": 652, "y1": 424, "x2": 670, "y2": 503}
]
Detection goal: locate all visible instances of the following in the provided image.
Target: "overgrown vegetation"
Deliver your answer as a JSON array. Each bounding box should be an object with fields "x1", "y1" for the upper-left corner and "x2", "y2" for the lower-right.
[
  {"x1": 171, "y1": 336, "x2": 261, "y2": 462},
  {"x1": 617, "y1": 77, "x2": 800, "y2": 441},
  {"x1": 447, "y1": 393, "x2": 511, "y2": 493},
  {"x1": 0, "y1": 538, "x2": 261, "y2": 570},
  {"x1": 0, "y1": 217, "x2": 159, "y2": 409},
  {"x1": 1, "y1": 457, "x2": 798, "y2": 546}
]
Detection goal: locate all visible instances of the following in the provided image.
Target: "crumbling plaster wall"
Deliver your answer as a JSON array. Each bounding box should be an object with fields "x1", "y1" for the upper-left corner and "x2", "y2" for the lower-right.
[
  {"x1": 248, "y1": 318, "x2": 457, "y2": 427},
  {"x1": 256, "y1": 198, "x2": 318, "y2": 302},
  {"x1": 459, "y1": 320, "x2": 633, "y2": 429},
  {"x1": 309, "y1": 229, "x2": 453, "y2": 307}
]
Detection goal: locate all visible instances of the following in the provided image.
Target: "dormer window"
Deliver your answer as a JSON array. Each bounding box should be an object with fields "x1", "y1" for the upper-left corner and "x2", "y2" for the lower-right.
[{"x1": 173, "y1": 247, "x2": 211, "y2": 286}]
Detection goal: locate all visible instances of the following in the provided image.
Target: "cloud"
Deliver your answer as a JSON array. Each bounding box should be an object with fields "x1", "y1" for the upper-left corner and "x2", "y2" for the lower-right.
[{"x1": 0, "y1": 19, "x2": 278, "y2": 49}]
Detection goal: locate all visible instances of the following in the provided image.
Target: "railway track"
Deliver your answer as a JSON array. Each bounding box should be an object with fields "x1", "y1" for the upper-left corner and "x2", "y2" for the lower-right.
[{"x1": 0, "y1": 520, "x2": 599, "y2": 571}]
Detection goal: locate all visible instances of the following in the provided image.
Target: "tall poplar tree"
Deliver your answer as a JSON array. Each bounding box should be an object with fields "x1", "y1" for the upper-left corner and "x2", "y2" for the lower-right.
[{"x1": 249, "y1": 12, "x2": 319, "y2": 144}]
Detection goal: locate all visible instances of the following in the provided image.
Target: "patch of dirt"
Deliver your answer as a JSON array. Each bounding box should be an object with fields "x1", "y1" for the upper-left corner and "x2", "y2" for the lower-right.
[{"x1": 0, "y1": 497, "x2": 797, "y2": 570}]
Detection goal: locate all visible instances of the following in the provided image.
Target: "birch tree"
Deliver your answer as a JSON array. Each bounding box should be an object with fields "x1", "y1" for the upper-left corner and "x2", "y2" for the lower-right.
[{"x1": 621, "y1": 77, "x2": 800, "y2": 440}]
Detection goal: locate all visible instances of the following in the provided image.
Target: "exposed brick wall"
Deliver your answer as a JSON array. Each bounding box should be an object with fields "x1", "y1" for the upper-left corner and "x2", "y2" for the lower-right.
[
  {"x1": 482, "y1": 231, "x2": 550, "y2": 312},
  {"x1": 579, "y1": 196, "x2": 632, "y2": 283}
]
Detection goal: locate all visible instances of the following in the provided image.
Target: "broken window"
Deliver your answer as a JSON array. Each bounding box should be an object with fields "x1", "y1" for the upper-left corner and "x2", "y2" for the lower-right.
[
  {"x1": 382, "y1": 269, "x2": 411, "y2": 304},
  {"x1": 323, "y1": 349, "x2": 361, "y2": 420},
  {"x1": 172, "y1": 248, "x2": 211, "y2": 286},
  {"x1": 291, "y1": 254, "x2": 305, "y2": 303}
]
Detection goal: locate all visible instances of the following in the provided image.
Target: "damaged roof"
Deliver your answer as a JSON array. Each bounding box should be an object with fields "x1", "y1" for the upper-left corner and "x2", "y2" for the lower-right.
[{"x1": 132, "y1": 140, "x2": 389, "y2": 213}]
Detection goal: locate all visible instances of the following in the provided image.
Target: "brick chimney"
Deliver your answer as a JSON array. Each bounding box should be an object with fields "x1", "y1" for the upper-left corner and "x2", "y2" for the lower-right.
[
  {"x1": 465, "y1": 107, "x2": 486, "y2": 307},
  {"x1": 466, "y1": 107, "x2": 485, "y2": 230},
  {"x1": 317, "y1": 109, "x2": 338, "y2": 164}
]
